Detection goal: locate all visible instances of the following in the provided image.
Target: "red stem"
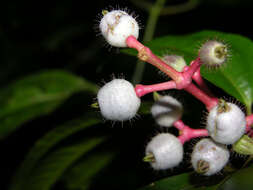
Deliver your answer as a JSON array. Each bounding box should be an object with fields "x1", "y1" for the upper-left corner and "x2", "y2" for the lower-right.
[
  {"x1": 192, "y1": 67, "x2": 214, "y2": 96},
  {"x1": 135, "y1": 81, "x2": 176, "y2": 97},
  {"x1": 126, "y1": 35, "x2": 219, "y2": 110},
  {"x1": 246, "y1": 114, "x2": 253, "y2": 132},
  {"x1": 184, "y1": 83, "x2": 218, "y2": 111},
  {"x1": 126, "y1": 36, "x2": 206, "y2": 89},
  {"x1": 174, "y1": 120, "x2": 209, "y2": 144},
  {"x1": 183, "y1": 58, "x2": 202, "y2": 80},
  {"x1": 126, "y1": 36, "x2": 181, "y2": 82}
]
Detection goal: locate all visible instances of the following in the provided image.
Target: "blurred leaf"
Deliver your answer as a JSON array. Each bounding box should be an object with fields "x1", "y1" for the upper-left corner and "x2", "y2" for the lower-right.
[
  {"x1": 139, "y1": 101, "x2": 153, "y2": 115},
  {"x1": 219, "y1": 165, "x2": 253, "y2": 190},
  {"x1": 139, "y1": 172, "x2": 224, "y2": 190},
  {"x1": 43, "y1": 25, "x2": 85, "y2": 51},
  {"x1": 139, "y1": 173, "x2": 193, "y2": 190},
  {"x1": 123, "y1": 30, "x2": 253, "y2": 112},
  {"x1": 201, "y1": 0, "x2": 253, "y2": 7},
  {"x1": 10, "y1": 116, "x2": 101, "y2": 190},
  {"x1": 24, "y1": 137, "x2": 106, "y2": 190},
  {"x1": 63, "y1": 151, "x2": 116, "y2": 190},
  {"x1": 0, "y1": 70, "x2": 98, "y2": 139}
]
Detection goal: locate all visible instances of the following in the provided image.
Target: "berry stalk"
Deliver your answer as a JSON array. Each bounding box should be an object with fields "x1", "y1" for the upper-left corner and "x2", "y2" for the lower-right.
[
  {"x1": 173, "y1": 120, "x2": 209, "y2": 144},
  {"x1": 135, "y1": 81, "x2": 176, "y2": 97},
  {"x1": 192, "y1": 67, "x2": 214, "y2": 96},
  {"x1": 246, "y1": 114, "x2": 253, "y2": 133},
  {"x1": 184, "y1": 83, "x2": 218, "y2": 111},
  {"x1": 246, "y1": 114, "x2": 253, "y2": 128},
  {"x1": 182, "y1": 57, "x2": 203, "y2": 81},
  {"x1": 126, "y1": 35, "x2": 219, "y2": 110},
  {"x1": 126, "y1": 35, "x2": 181, "y2": 82},
  {"x1": 134, "y1": 79, "x2": 217, "y2": 110},
  {"x1": 126, "y1": 36, "x2": 205, "y2": 89}
]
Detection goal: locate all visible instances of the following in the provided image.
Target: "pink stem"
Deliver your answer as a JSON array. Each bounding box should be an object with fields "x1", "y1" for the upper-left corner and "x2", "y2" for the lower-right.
[
  {"x1": 126, "y1": 36, "x2": 205, "y2": 90},
  {"x1": 192, "y1": 67, "x2": 214, "y2": 96},
  {"x1": 135, "y1": 81, "x2": 176, "y2": 97},
  {"x1": 246, "y1": 114, "x2": 253, "y2": 132},
  {"x1": 174, "y1": 120, "x2": 209, "y2": 144},
  {"x1": 183, "y1": 58, "x2": 202, "y2": 80},
  {"x1": 184, "y1": 83, "x2": 218, "y2": 111},
  {"x1": 126, "y1": 36, "x2": 181, "y2": 83},
  {"x1": 126, "y1": 35, "x2": 219, "y2": 109},
  {"x1": 173, "y1": 120, "x2": 185, "y2": 130}
]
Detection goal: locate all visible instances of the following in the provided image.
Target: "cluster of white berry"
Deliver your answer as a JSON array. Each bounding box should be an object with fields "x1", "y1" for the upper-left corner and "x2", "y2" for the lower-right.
[{"x1": 95, "y1": 8, "x2": 247, "y2": 176}]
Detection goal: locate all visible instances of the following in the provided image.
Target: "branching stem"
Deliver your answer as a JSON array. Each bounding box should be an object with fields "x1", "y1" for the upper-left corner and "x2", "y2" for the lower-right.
[
  {"x1": 128, "y1": 35, "x2": 219, "y2": 110},
  {"x1": 174, "y1": 120, "x2": 209, "y2": 144}
]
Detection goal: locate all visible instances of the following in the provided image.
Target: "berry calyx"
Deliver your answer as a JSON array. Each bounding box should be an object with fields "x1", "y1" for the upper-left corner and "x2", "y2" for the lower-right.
[
  {"x1": 97, "y1": 79, "x2": 141, "y2": 121},
  {"x1": 145, "y1": 133, "x2": 183, "y2": 170},
  {"x1": 206, "y1": 99, "x2": 246, "y2": 144},
  {"x1": 191, "y1": 138, "x2": 229, "y2": 176},
  {"x1": 233, "y1": 135, "x2": 253, "y2": 155},
  {"x1": 99, "y1": 10, "x2": 139, "y2": 47}
]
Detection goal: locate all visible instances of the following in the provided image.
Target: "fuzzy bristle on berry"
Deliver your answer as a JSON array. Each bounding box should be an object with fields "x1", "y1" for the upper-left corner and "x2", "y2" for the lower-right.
[
  {"x1": 199, "y1": 40, "x2": 228, "y2": 68},
  {"x1": 97, "y1": 79, "x2": 141, "y2": 121},
  {"x1": 99, "y1": 9, "x2": 139, "y2": 47},
  {"x1": 191, "y1": 138, "x2": 229, "y2": 176},
  {"x1": 206, "y1": 100, "x2": 246, "y2": 145},
  {"x1": 151, "y1": 95, "x2": 183, "y2": 127},
  {"x1": 145, "y1": 133, "x2": 183, "y2": 170}
]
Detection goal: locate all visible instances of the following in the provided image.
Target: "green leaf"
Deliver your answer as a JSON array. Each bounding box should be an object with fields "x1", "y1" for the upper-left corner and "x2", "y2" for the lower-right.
[
  {"x1": 25, "y1": 137, "x2": 106, "y2": 190},
  {"x1": 139, "y1": 172, "x2": 224, "y2": 190},
  {"x1": 139, "y1": 173, "x2": 193, "y2": 190},
  {"x1": 123, "y1": 30, "x2": 253, "y2": 113},
  {"x1": 219, "y1": 165, "x2": 253, "y2": 190},
  {"x1": 10, "y1": 117, "x2": 101, "y2": 190},
  {"x1": 139, "y1": 101, "x2": 153, "y2": 115},
  {"x1": 63, "y1": 151, "x2": 116, "y2": 190},
  {"x1": 0, "y1": 70, "x2": 98, "y2": 139}
]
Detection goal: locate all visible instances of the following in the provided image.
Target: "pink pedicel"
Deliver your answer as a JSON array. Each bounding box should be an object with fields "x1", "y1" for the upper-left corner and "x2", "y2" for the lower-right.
[
  {"x1": 127, "y1": 35, "x2": 218, "y2": 110},
  {"x1": 182, "y1": 57, "x2": 202, "y2": 82},
  {"x1": 184, "y1": 83, "x2": 218, "y2": 111},
  {"x1": 135, "y1": 81, "x2": 176, "y2": 97},
  {"x1": 246, "y1": 114, "x2": 253, "y2": 133},
  {"x1": 192, "y1": 67, "x2": 214, "y2": 97},
  {"x1": 126, "y1": 36, "x2": 180, "y2": 81},
  {"x1": 174, "y1": 120, "x2": 209, "y2": 144}
]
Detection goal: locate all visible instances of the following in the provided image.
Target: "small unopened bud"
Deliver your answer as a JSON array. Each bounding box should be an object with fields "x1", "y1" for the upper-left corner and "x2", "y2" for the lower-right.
[
  {"x1": 199, "y1": 40, "x2": 228, "y2": 67},
  {"x1": 233, "y1": 135, "x2": 253, "y2": 155},
  {"x1": 161, "y1": 55, "x2": 186, "y2": 72}
]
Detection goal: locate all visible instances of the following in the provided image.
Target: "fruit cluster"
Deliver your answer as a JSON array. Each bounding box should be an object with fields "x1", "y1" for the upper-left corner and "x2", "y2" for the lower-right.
[{"x1": 94, "y1": 8, "x2": 253, "y2": 176}]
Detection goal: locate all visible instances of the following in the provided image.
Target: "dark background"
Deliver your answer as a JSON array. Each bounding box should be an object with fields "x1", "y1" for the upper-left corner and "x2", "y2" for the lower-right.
[{"x1": 0, "y1": 0, "x2": 252, "y2": 189}]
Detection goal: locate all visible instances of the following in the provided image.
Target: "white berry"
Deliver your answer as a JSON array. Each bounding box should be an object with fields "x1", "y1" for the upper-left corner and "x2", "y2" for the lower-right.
[
  {"x1": 199, "y1": 40, "x2": 228, "y2": 67},
  {"x1": 191, "y1": 138, "x2": 229, "y2": 176},
  {"x1": 97, "y1": 79, "x2": 141, "y2": 121},
  {"x1": 99, "y1": 10, "x2": 139, "y2": 47},
  {"x1": 151, "y1": 95, "x2": 183, "y2": 127},
  {"x1": 206, "y1": 100, "x2": 246, "y2": 145},
  {"x1": 145, "y1": 133, "x2": 183, "y2": 170}
]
